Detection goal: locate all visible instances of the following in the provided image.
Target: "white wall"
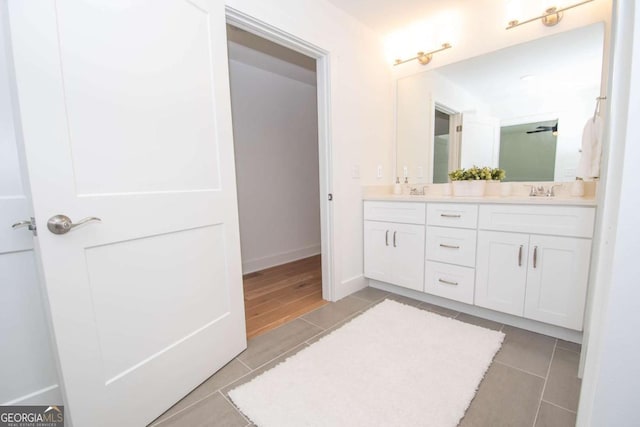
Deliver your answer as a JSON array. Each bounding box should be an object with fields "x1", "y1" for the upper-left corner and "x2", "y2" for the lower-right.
[
  {"x1": 577, "y1": 1, "x2": 640, "y2": 425},
  {"x1": 228, "y1": 55, "x2": 321, "y2": 273},
  {"x1": 225, "y1": 0, "x2": 394, "y2": 298}
]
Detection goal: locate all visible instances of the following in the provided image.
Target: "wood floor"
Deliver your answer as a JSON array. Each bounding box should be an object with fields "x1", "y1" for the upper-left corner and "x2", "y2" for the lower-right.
[{"x1": 243, "y1": 255, "x2": 326, "y2": 339}]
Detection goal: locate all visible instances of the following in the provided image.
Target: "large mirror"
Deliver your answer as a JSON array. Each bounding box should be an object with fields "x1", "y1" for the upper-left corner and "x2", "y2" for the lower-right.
[{"x1": 396, "y1": 23, "x2": 605, "y2": 183}]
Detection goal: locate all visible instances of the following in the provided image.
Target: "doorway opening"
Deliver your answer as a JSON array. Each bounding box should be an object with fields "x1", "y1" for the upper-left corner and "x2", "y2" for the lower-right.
[
  {"x1": 430, "y1": 103, "x2": 461, "y2": 183},
  {"x1": 225, "y1": 11, "x2": 333, "y2": 339},
  {"x1": 432, "y1": 108, "x2": 451, "y2": 183}
]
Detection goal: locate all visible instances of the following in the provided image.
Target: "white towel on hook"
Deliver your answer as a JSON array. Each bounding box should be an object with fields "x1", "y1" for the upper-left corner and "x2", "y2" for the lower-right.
[{"x1": 576, "y1": 115, "x2": 603, "y2": 179}]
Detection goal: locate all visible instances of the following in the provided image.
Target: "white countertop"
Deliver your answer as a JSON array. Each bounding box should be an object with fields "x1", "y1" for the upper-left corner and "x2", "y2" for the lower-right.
[{"x1": 363, "y1": 194, "x2": 597, "y2": 207}]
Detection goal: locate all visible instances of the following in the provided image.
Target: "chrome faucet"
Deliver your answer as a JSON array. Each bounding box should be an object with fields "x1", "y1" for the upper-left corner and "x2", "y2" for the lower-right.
[
  {"x1": 546, "y1": 184, "x2": 559, "y2": 197},
  {"x1": 528, "y1": 185, "x2": 546, "y2": 197},
  {"x1": 528, "y1": 184, "x2": 558, "y2": 197},
  {"x1": 409, "y1": 185, "x2": 429, "y2": 196}
]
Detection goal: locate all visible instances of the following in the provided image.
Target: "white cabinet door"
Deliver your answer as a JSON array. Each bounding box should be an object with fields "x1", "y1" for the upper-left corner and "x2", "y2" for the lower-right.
[
  {"x1": 525, "y1": 235, "x2": 592, "y2": 330},
  {"x1": 8, "y1": 1, "x2": 245, "y2": 425},
  {"x1": 476, "y1": 231, "x2": 529, "y2": 316},
  {"x1": 391, "y1": 223, "x2": 425, "y2": 291},
  {"x1": 364, "y1": 221, "x2": 424, "y2": 291},
  {"x1": 364, "y1": 221, "x2": 392, "y2": 283}
]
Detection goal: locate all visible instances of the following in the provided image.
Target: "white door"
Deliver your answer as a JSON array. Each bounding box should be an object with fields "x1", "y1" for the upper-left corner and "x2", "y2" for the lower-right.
[
  {"x1": 476, "y1": 231, "x2": 529, "y2": 316},
  {"x1": 364, "y1": 221, "x2": 392, "y2": 283},
  {"x1": 7, "y1": 1, "x2": 246, "y2": 426},
  {"x1": 460, "y1": 113, "x2": 500, "y2": 168},
  {"x1": 0, "y1": 10, "x2": 62, "y2": 405},
  {"x1": 391, "y1": 223, "x2": 425, "y2": 291},
  {"x1": 525, "y1": 235, "x2": 592, "y2": 330}
]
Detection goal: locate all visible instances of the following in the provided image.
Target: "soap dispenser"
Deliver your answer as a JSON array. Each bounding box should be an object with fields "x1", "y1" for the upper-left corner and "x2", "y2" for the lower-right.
[
  {"x1": 402, "y1": 177, "x2": 410, "y2": 195},
  {"x1": 393, "y1": 177, "x2": 402, "y2": 195}
]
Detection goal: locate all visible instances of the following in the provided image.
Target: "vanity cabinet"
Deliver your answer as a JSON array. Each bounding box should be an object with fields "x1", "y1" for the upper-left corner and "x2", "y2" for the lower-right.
[
  {"x1": 475, "y1": 205, "x2": 595, "y2": 330},
  {"x1": 364, "y1": 202, "x2": 425, "y2": 291},
  {"x1": 363, "y1": 199, "x2": 596, "y2": 331}
]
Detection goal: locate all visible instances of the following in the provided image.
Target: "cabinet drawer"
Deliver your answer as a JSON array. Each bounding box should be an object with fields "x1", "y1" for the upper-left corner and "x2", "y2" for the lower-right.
[
  {"x1": 424, "y1": 261, "x2": 475, "y2": 305},
  {"x1": 426, "y1": 203, "x2": 478, "y2": 229},
  {"x1": 364, "y1": 201, "x2": 426, "y2": 224},
  {"x1": 478, "y1": 205, "x2": 595, "y2": 238},
  {"x1": 426, "y1": 226, "x2": 477, "y2": 267}
]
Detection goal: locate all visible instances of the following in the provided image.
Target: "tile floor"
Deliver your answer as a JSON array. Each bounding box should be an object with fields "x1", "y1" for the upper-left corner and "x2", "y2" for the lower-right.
[{"x1": 150, "y1": 288, "x2": 581, "y2": 427}]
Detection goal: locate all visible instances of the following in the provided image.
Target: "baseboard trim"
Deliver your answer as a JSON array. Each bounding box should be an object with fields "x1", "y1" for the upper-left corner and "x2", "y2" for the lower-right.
[
  {"x1": 334, "y1": 274, "x2": 368, "y2": 301},
  {"x1": 242, "y1": 245, "x2": 321, "y2": 274},
  {"x1": 369, "y1": 279, "x2": 583, "y2": 343}
]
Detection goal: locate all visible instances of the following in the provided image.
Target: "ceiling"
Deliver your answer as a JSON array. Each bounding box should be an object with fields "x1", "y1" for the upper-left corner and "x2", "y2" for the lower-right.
[{"x1": 325, "y1": 0, "x2": 453, "y2": 35}]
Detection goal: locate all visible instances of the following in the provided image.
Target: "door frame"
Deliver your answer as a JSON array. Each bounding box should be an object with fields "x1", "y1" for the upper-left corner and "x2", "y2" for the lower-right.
[{"x1": 225, "y1": 7, "x2": 335, "y2": 301}]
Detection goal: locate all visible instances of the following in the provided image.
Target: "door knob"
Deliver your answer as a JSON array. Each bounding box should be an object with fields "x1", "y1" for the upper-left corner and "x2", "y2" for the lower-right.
[
  {"x1": 12, "y1": 218, "x2": 36, "y2": 230},
  {"x1": 47, "y1": 215, "x2": 101, "y2": 235}
]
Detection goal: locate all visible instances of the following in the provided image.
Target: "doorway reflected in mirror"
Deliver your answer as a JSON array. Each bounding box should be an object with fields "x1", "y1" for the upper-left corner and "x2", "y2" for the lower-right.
[{"x1": 500, "y1": 120, "x2": 558, "y2": 182}]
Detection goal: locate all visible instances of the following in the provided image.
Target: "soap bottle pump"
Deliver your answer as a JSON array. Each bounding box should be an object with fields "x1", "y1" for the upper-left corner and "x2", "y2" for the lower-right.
[
  {"x1": 402, "y1": 177, "x2": 410, "y2": 195},
  {"x1": 393, "y1": 177, "x2": 402, "y2": 195}
]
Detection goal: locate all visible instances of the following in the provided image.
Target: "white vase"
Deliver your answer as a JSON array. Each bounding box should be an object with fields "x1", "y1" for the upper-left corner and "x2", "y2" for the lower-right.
[
  {"x1": 452, "y1": 180, "x2": 486, "y2": 197},
  {"x1": 468, "y1": 180, "x2": 486, "y2": 197},
  {"x1": 452, "y1": 181, "x2": 470, "y2": 197},
  {"x1": 485, "y1": 180, "x2": 501, "y2": 197}
]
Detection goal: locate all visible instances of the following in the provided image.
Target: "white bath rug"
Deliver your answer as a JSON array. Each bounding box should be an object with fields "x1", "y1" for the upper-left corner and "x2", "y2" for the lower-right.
[{"x1": 229, "y1": 299, "x2": 504, "y2": 427}]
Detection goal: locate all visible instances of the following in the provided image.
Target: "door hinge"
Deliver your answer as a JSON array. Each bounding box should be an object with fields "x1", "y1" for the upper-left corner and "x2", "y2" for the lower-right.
[
  {"x1": 328, "y1": 193, "x2": 333, "y2": 201},
  {"x1": 11, "y1": 216, "x2": 37, "y2": 236},
  {"x1": 456, "y1": 125, "x2": 462, "y2": 132}
]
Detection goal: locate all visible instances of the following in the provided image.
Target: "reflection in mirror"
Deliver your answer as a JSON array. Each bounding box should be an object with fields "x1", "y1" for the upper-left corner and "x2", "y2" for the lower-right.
[
  {"x1": 396, "y1": 23, "x2": 605, "y2": 183},
  {"x1": 433, "y1": 108, "x2": 451, "y2": 183},
  {"x1": 500, "y1": 120, "x2": 558, "y2": 181}
]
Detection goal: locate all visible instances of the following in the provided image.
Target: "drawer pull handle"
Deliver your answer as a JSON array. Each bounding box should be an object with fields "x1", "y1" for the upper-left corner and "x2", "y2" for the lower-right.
[
  {"x1": 393, "y1": 231, "x2": 397, "y2": 247},
  {"x1": 385, "y1": 230, "x2": 389, "y2": 246},
  {"x1": 439, "y1": 243, "x2": 460, "y2": 249},
  {"x1": 438, "y1": 278, "x2": 458, "y2": 286},
  {"x1": 533, "y1": 246, "x2": 538, "y2": 268},
  {"x1": 518, "y1": 245, "x2": 523, "y2": 267},
  {"x1": 440, "y1": 214, "x2": 461, "y2": 218}
]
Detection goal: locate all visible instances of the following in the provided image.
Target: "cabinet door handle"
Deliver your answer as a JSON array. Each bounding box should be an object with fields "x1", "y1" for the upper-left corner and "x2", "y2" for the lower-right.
[
  {"x1": 393, "y1": 231, "x2": 397, "y2": 247},
  {"x1": 518, "y1": 245, "x2": 523, "y2": 266},
  {"x1": 439, "y1": 243, "x2": 460, "y2": 249},
  {"x1": 385, "y1": 230, "x2": 389, "y2": 246},
  {"x1": 533, "y1": 246, "x2": 538, "y2": 268},
  {"x1": 440, "y1": 213, "x2": 461, "y2": 218},
  {"x1": 438, "y1": 278, "x2": 458, "y2": 286}
]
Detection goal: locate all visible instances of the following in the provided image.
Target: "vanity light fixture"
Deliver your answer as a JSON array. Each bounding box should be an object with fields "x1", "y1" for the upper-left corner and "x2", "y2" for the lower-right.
[
  {"x1": 393, "y1": 43, "x2": 452, "y2": 66},
  {"x1": 506, "y1": 0, "x2": 594, "y2": 30}
]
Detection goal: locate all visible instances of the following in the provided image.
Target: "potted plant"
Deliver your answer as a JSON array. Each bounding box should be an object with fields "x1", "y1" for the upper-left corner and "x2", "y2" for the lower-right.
[
  {"x1": 448, "y1": 166, "x2": 503, "y2": 197},
  {"x1": 486, "y1": 167, "x2": 506, "y2": 196}
]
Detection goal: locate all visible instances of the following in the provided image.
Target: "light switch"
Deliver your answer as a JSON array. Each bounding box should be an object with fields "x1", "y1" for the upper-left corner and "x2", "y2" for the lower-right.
[
  {"x1": 377, "y1": 165, "x2": 383, "y2": 179},
  {"x1": 351, "y1": 164, "x2": 360, "y2": 179}
]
